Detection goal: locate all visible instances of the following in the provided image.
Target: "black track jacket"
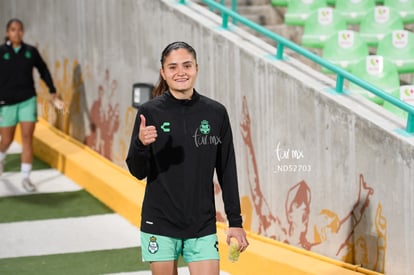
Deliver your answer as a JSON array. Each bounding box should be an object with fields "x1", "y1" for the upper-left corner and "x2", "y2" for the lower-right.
[
  {"x1": 0, "y1": 41, "x2": 56, "y2": 106},
  {"x1": 126, "y1": 90, "x2": 243, "y2": 238}
]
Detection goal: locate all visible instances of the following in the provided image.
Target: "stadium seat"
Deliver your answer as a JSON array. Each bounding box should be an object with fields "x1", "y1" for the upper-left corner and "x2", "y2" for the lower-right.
[
  {"x1": 271, "y1": 0, "x2": 289, "y2": 6},
  {"x1": 284, "y1": 0, "x2": 327, "y2": 26},
  {"x1": 383, "y1": 85, "x2": 414, "y2": 119},
  {"x1": 327, "y1": 0, "x2": 335, "y2": 5},
  {"x1": 377, "y1": 30, "x2": 414, "y2": 74},
  {"x1": 301, "y1": 7, "x2": 347, "y2": 48},
  {"x1": 349, "y1": 55, "x2": 400, "y2": 105},
  {"x1": 359, "y1": 6, "x2": 404, "y2": 48},
  {"x1": 384, "y1": 0, "x2": 414, "y2": 24},
  {"x1": 335, "y1": 0, "x2": 376, "y2": 25},
  {"x1": 322, "y1": 30, "x2": 369, "y2": 73}
]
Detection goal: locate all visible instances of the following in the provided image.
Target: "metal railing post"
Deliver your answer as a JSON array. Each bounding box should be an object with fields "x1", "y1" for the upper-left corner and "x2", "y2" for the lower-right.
[
  {"x1": 222, "y1": 13, "x2": 229, "y2": 29},
  {"x1": 276, "y1": 43, "x2": 284, "y2": 60},
  {"x1": 406, "y1": 113, "x2": 414, "y2": 133},
  {"x1": 335, "y1": 75, "x2": 344, "y2": 94},
  {"x1": 232, "y1": 0, "x2": 238, "y2": 24}
]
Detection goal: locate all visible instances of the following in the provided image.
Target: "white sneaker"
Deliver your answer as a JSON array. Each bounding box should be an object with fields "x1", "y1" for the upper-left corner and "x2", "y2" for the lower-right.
[{"x1": 22, "y1": 178, "x2": 37, "y2": 192}]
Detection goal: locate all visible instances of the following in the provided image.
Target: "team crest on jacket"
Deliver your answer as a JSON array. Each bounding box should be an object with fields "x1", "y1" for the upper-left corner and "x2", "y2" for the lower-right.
[
  {"x1": 3, "y1": 52, "x2": 10, "y2": 60},
  {"x1": 193, "y1": 120, "x2": 222, "y2": 147},
  {"x1": 148, "y1": 236, "x2": 159, "y2": 254},
  {"x1": 199, "y1": 120, "x2": 210, "y2": 134}
]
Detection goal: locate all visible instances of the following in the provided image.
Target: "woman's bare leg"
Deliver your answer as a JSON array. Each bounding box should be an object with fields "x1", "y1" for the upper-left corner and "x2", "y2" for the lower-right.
[
  {"x1": 188, "y1": 259, "x2": 219, "y2": 275},
  {"x1": 150, "y1": 260, "x2": 178, "y2": 275},
  {"x1": 0, "y1": 125, "x2": 16, "y2": 152},
  {"x1": 19, "y1": 121, "x2": 35, "y2": 164},
  {"x1": 19, "y1": 121, "x2": 36, "y2": 191},
  {"x1": 0, "y1": 125, "x2": 16, "y2": 175}
]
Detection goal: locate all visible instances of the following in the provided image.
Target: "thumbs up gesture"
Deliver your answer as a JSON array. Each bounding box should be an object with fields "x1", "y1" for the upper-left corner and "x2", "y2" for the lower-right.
[{"x1": 138, "y1": 114, "x2": 157, "y2": 145}]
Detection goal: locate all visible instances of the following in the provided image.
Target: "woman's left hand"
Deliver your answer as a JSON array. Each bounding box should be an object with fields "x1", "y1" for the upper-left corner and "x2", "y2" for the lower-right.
[{"x1": 226, "y1": 227, "x2": 249, "y2": 252}]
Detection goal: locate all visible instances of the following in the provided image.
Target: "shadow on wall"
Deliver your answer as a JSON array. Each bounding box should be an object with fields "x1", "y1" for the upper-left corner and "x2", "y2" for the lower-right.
[
  {"x1": 68, "y1": 63, "x2": 89, "y2": 143},
  {"x1": 350, "y1": 199, "x2": 386, "y2": 273},
  {"x1": 38, "y1": 58, "x2": 90, "y2": 144}
]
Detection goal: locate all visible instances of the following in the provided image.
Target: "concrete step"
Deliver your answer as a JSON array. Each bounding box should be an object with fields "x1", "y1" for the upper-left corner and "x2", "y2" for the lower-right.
[
  {"x1": 193, "y1": 0, "x2": 270, "y2": 6},
  {"x1": 237, "y1": 5, "x2": 283, "y2": 25},
  {"x1": 265, "y1": 24, "x2": 303, "y2": 44},
  {"x1": 193, "y1": 1, "x2": 283, "y2": 25}
]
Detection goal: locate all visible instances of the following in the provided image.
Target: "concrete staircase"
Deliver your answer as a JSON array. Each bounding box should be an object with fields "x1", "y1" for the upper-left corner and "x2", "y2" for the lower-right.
[
  {"x1": 198, "y1": 0, "x2": 296, "y2": 44},
  {"x1": 194, "y1": 0, "x2": 321, "y2": 71},
  {"x1": 194, "y1": 0, "x2": 414, "y2": 83}
]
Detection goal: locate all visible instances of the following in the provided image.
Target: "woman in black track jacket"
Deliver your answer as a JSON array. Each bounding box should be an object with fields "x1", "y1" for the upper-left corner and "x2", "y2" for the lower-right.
[
  {"x1": 0, "y1": 18, "x2": 58, "y2": 192},
  {"x1": 126, "y1": 41, "x2": 248, "y2": 275}
]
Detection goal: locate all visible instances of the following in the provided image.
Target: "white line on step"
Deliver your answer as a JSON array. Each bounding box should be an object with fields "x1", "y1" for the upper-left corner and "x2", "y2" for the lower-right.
[{"x1": 0, "y1": 213, "x2": 140, "y2": 258}]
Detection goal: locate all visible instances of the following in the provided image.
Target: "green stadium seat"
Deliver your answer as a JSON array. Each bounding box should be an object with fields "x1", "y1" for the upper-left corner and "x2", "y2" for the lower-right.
[
  {"x1": 383, "y1": 85, "x2": 414, "y2": 118},
  {"x1": 301, "y1": 7, "x2": 347, "y2": 48},
  {"x1": 349, "y1": 55, "x2": 400, "y2": 105},
  {"x1": 359, "y1": 6, "x2": 404, "y2": 47},
  {"x1": 377, "y1": 30, "x2": 414, "y2": 74},
  {"x1": 376, "y1": 0, "x2": 384, "y2": 3},
  {"x1": 335, "y1": 0, "x2": 376, "y2": 25},
  {"x1": 284, "y1": 0, "x2": 327, "y2": 26},
  {"x1": 327, "y1": 0, "x2": 335, "y2": 5},
  {"x1": 271, "y1": 0, "x2": 289, "y2": 6},
  {"x1": 322, "y1": 30, "x2": 369, "y2": 73},
  {"x1": 384, "y1": 0, "x2": 414, "y2": 24}
]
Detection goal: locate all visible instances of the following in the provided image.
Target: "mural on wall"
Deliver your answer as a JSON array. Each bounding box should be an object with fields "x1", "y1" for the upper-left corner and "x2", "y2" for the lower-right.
[
  {"x1": 35, "y1": 50, "x2": 133, "y2": 166},
  {"x1": 85, "y1": 69, "x2": 120, "y2": 160},
  {"x1": 373, "y1": 203, "x2": 387, "y2": 272},
  {"x1": 237, "y1": 95, "x2": 387, "y2": 272},
  {"x1": 111, "y1": 105, "x2": 139, "y2": 168},
  {"x1": 37, "y1": 53, "x2": 91, "y2": 142}
]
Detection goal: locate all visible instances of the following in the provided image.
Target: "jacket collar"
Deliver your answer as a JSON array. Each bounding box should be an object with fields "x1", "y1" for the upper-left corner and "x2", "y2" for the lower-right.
[
  {"x1": 4, "y1": 40, "x2": 26, "y2": 51},
  {"x1": 165, "y1": 89, "x2": 200, "y2": 106}
]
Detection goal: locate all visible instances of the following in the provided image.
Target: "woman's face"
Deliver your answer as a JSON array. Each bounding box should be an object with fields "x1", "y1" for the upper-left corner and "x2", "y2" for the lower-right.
[
  {"x1": 160, "y1": 48, "x2": 198, "y2": 97},
  {"x1": 6, "y1": 21, "x2": 24, "y2": 45}
]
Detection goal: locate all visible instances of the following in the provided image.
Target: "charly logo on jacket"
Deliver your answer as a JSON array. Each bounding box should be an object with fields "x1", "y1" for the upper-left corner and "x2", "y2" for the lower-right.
[
  {"x1": 3, "y1": 52, "x2": 10, "y2": 60},
  {"x1": 160, "y1": 121, "x2": 171, "y2": 132},
  {"x1": 193, "y1": 120, "x2": 222, "y2": 147},
  {"x1": 148, "y1": 236, "x2": 159, "y2": 254},
  {"x1": 25, "y1": 51, "x2": 31, "y2": 59}
]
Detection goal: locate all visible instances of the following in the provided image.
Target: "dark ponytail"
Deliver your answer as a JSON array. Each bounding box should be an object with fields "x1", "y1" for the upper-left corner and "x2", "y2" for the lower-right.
[
  {"x1": 152, "y1": 76, "x2": 169, "y2": 98},
  {"x1": 4, "y1": 18, "x2": 24, "y2": 42},
  {"x1": 152, "y1": 41, "x2": 197, "y2": 97}
]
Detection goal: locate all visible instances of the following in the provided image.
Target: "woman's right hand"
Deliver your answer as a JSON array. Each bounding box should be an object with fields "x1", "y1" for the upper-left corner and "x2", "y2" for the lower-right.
[{"x1": 138, "y1": 114, "x2": 157, "y2": 145}]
